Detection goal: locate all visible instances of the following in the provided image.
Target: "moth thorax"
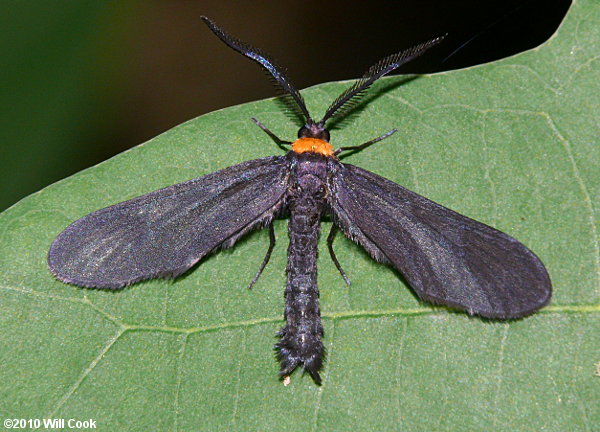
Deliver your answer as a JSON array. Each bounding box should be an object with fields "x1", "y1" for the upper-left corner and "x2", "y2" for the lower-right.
[{"x1": 291, "y1": 138, "x2": 334, "y2": 157}]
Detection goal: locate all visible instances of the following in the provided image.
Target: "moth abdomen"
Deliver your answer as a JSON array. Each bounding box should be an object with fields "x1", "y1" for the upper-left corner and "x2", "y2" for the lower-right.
[
  {"x1": 276, "y1": 322, "x2": 325, "y2": 384},
  {"x1": 277, "y1": 271, "x2": 325, "y2": 384},
  {"x1": 276, "y1": 153, "x2": 328, "y2": 384}
]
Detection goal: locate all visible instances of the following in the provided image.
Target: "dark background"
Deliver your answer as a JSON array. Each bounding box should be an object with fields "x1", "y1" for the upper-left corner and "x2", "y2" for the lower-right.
[{"x1": 0, "y1": 0, "x2": 570, "y2": 211}]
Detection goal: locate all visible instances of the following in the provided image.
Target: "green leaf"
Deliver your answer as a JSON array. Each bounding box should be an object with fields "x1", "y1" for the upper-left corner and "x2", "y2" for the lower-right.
[{"x1": 1, "y1": 1, "x2": 598, "y2": 430}]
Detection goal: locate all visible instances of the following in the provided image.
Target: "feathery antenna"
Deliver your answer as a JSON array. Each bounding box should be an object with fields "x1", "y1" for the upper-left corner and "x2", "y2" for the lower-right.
[
  {"x1": 319, "y1": 35, "x2": 446, "y2": 125},
  {"x1": 201, "y1": 16, "x2": 313, "y2": 124}
]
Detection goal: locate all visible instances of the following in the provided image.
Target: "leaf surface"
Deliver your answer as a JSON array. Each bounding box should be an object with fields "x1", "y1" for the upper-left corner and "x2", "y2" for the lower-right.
[{"x1": 1, "y1": 1, "x2": 598, "y2": 430}]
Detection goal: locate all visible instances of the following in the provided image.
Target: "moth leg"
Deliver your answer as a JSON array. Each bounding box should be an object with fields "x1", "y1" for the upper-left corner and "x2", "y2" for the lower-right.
[
  {"x1": 247, "y1": 224, "x2": 276, "y2": 289},
  {"x1": 251, "y1": 117, "x2": 292, "y2": 148},
  {"x1": 334, "y1": 128, "x2": 397, "y2": 156},
  {"x1": 327, "y1": 225, "x2": 351, "y2": 286}
]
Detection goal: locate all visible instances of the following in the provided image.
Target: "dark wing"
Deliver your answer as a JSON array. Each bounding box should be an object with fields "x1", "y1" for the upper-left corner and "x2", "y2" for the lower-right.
[
  {"x1": 329, "y1": 162, "x2": 551, "y2": 319},
  {"x1": 48, "y1": 156, "x2": 291, "y2": 288}
]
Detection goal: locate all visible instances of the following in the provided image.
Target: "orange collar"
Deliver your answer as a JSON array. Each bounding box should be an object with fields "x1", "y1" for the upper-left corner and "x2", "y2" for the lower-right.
[{"x1": 291, "y1": 137, "x2": 334, "y2": 157}]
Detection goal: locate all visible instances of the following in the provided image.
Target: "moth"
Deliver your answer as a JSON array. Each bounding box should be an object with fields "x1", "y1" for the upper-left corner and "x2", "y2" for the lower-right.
[{"x1": 48, "y1": 17, "x2": 552, "y2": 384}]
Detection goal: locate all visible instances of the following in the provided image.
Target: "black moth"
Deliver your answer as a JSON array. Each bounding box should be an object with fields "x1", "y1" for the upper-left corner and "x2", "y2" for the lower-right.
[{"x1": 48, "y1": 17, "x2": 552, "y2": 385}]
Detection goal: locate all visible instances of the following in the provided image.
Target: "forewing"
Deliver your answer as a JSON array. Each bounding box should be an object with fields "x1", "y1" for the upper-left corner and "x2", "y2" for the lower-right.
[
  {"x1": 48, "y1": 156, "x2": 291, "y2": 288},
  {"x1": 329, "y1": 163, "x2": 551, "y2": 319}
]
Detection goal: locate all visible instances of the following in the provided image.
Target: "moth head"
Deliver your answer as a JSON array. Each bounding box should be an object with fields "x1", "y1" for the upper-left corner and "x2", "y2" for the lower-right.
[{"x1": 298, "y1": 122, "x2": 330, "y2": 142}]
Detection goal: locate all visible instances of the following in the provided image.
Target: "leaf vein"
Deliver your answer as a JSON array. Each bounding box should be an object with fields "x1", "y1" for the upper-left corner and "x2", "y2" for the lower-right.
[
  {"x1": 543, "y1": 113, "x2": 600, "y2": 297},
  {"x1": 395, "y1": 318, "x2": 408, "y2": 426},
  {"x1": 312, "y1": 319, "x2": 335, "y2": 432},
  {"x1": 173, "y1": 333, "x2": 189, "y2": 432},
  {"x1": 492, "y1": 324, "x2": 509, "y2": 427},
  {"x1": 46, "y1": 328, "x2": 125, "y2": 418},
  {"x1": 230, "y1": 329, "x2": 246, "y2": 429}
]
